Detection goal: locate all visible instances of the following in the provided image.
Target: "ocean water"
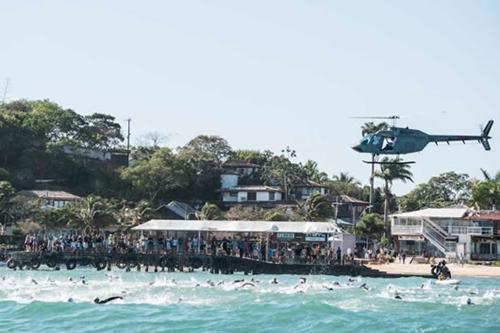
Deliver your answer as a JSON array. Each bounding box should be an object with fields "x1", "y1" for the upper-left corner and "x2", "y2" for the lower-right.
[{"x1": 0, "y1": 267, "x2": 499, "y2": 333}]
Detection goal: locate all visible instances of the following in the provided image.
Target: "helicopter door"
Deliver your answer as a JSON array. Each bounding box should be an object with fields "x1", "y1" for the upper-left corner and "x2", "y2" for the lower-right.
[{"x1": 381, "y1": 137, "x2": 395, "y2": 151}]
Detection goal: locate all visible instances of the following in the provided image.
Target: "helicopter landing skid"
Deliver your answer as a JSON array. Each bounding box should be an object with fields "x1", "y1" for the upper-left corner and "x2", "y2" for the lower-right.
[{"x1": 362, "y1": 160, "x2": 415, "y2": 165}]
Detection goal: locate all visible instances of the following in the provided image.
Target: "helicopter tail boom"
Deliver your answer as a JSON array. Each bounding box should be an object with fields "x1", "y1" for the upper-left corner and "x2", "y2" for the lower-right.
[{"x1": 428, "y1": 120, "x2": 493, "y2": 151}]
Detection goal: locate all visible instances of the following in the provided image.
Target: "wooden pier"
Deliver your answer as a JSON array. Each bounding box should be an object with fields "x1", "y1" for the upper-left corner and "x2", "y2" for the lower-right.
[{"x1": 5, "y1": 251, "x2": 431, "y2": 278}]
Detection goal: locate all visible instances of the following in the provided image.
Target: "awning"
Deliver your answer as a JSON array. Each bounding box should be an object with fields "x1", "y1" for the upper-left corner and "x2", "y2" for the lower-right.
[{"x1": 132, "y1": 219, "x2": 342, "y2": 234}]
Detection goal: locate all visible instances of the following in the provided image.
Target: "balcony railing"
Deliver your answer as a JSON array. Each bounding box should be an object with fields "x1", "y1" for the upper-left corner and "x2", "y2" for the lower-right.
[
  {"x1": 447, "y1": 226, "x2": 494, "y2": 235},
  {"x1": 467, "y1": 227, "x2": 494, "y2": 235},
  {"x1": 391, "y1": 224, "x2": 423, "y2": 235}
]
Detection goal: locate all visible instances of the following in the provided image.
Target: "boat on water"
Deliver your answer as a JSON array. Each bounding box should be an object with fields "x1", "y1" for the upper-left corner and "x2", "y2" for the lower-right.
[{"x1": 435, "y1": 279, "x2": 461, "y2": 285}]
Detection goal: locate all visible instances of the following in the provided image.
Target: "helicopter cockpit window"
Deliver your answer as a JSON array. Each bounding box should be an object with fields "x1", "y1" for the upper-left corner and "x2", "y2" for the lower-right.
[{"x1": 382, "y1": 137, "x2": 395, "y2": 151}]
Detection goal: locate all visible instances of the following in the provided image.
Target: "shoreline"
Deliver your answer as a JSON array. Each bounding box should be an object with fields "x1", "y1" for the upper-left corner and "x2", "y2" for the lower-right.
[{"x1": 368, "y1": 262, "x2": 500, "y2": 278}]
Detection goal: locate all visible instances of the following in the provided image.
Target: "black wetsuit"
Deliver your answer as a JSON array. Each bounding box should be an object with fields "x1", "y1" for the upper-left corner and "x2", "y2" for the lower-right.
[{"x1": 94, "y1": 296, "x2": 123, "y2": 304}]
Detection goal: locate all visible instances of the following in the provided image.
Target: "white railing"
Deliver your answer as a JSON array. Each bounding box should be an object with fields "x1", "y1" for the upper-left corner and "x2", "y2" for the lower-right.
[
  {"x1": 449, "y1": 226, "x2": 494, "y2": 235},
  {"x1": 391, "y1": 224, "x2": 423, "y2": 235},
  {"x1": 467, "y1": 227, "x2": 493, "y2": 235},
  {"x1": 422, "y1": 217, "x2": 457, "y2": 257}
]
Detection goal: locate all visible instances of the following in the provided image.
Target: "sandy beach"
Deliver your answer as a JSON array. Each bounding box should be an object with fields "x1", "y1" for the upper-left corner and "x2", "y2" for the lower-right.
[{"x1": 368, "y1": 262, "x2": 500, "y2": 278}]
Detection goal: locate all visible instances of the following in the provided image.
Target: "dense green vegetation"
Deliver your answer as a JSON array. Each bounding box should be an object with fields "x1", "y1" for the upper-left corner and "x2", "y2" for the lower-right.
[{"x1": 0, "y1": 99, "x2": 497, "y2": 234}]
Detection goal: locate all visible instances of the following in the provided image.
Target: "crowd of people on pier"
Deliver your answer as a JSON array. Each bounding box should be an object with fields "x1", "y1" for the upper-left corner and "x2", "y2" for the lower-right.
[{"x1": 21, "y1": 232, "x2": 360, "y2": 265}]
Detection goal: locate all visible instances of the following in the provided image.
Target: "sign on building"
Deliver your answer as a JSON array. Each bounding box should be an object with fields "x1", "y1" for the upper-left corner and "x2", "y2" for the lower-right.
[
  {"x1": 305, "y1": 233, "x2": 327, "y2": 242},
  {"x1": 277, "y1": 233, "x2": 295, "y2": 240}
]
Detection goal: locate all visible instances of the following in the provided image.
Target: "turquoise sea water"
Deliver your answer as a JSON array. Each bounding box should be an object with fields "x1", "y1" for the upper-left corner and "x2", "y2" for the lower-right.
[{"x1": 0, "y1": 267, "x2": 499, "y2": 333}]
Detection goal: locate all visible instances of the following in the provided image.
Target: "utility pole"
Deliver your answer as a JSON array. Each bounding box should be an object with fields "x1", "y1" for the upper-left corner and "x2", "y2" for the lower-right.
[
  {"x1": 281, "y1": 146, "x2": 296, "y2": 203},
  {"x1": 125, "y1": 118, "x2": 131, "y2": 159}
]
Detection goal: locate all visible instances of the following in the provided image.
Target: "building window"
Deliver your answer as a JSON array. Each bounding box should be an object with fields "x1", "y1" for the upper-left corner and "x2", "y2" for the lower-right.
[
  {"x1": 269, "y1": 192, "x2": 275, "y2": 201},
  {"x1": 479, "y1": 243, "x2": 492, "y2": 254},
  {"x1": 247, "y1": 192, "x2": 257, "y2": 201}
]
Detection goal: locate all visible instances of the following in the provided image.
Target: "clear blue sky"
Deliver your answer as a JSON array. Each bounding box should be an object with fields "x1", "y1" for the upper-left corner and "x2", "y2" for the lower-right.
[{"x1": 1, "y1": 0, "x2": 499, "y2": 194}]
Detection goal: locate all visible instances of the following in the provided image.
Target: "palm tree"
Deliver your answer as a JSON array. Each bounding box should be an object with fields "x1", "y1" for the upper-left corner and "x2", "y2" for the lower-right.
[
  {"x1": 332, "y1": 172, "x2": 360, "y2": 185},
  {"x1": 72, "y1": 196, "x2": 113, "y2": 233},
  {"x1": 298, "y1": 193, "x2": 334, "y2": 221},
  {"x1": 303, "y1": 160, "x2": 328, "y2": 183},
  {"x1": 480, "y1": 168, "x2": 500, "y2": 182},
  {"x1": 361, "y1": 122, "x2": 390, "y2": 136},
  {"x1": 375, "y1": 157, "x2": 413, "y2": 227}
]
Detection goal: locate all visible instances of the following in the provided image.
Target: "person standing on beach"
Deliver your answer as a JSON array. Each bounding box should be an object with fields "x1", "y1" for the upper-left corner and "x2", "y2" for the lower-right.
[
  {"x1": 336, "y1": 247, "x2": 342, "y2": 264},
  {"x1": 402, "y1": 251, "x2": 406, "y2": 264}
]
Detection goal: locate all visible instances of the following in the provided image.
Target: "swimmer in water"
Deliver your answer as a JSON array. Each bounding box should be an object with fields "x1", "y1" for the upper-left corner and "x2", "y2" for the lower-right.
[
  {"x1": 323, "y1": 285, "x2": 335, "y2": 291},
  {"x1": 394, "y1": 291, "x2": 402, "y2": 300},
  {"x1": 250, "y1": 278, "x2": 260, "y2": 283},
  {"x1": 233, "y1": 279, "x2": 245, "y2": 283},
  {"x1": 217, "y1": 281, "x2": 225, "y2": 286},
  {"x1": 294, "y1": 277, "x2": 307, "y2": 289},
  {"x1": 466, "y1": 298, "x2": 474, "y2": 305},
  {"x1": 67, "y1": 298, "x2": 74, "y2": 303},
  {"x1": 31, "y1": 279, "x2": 38, "y2": 285},
  {"x1": 359, "y1": 283, "x2": 370, "y2": 292},
  {"x1": 240, "y1": 281, "x2": 256, "y2": 288},
  {"x1": 270, "y1": 278, "x2": 279, "y2": 285},
  {"x1": 94, "y1": 296, "x2": 123, "y2": 304}
]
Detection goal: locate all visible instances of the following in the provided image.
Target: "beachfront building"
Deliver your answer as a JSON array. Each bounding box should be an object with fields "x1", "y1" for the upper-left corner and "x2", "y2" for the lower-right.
[
  {"x1": 18, "y1": 190, "x2": 81, "y2": 210},
  {"x1": 391, "y1": 207, "x2": 500, "y2": 260}
]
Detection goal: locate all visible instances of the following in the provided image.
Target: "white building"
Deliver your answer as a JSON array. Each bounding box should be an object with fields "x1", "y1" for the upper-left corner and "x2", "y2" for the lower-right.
[
  {"x1": 19, "y1": 190, "x2": 81, "y2": 209},
  {"x1": 219, "y1": 186, "x2": 283, "y2": 203},
  {"x1": 391, "y1": 207, "x2": 500, "y2": 260},
  {"x1": 293, "y1": 180, "x2": 330, "y2": 200},
  {"x1": 222, "y1": 160, "x2": 260, "y2": 176}
]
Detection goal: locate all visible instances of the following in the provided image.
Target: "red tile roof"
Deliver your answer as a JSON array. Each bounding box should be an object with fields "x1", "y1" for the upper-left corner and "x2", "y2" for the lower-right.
[{"x1": 467, "y1": 211, "x2": 500, "y2": 221}]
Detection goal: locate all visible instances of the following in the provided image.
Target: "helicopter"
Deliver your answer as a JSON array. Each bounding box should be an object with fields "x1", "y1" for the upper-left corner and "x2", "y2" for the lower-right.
[{"x1": 352, "y1": 117, "x2": 493, "y2": 162}]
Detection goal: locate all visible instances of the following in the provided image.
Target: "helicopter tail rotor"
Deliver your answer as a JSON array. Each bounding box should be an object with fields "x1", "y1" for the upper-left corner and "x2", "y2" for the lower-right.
[{"x1": 480, "y1": 120, "x2": 494, "y2": 151}]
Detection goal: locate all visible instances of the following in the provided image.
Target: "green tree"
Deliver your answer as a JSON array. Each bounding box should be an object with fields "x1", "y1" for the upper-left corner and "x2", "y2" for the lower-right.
[
  {"x1": 198, "y1": 202, "x2": 225, "y2": 220},
  {"x1": 375, "y1": 157, "x2": 413, "y2": 224},
  {"x1": 264, "y1": 209, "x2": 288, "y2": 221},
  {"x1": 329, "y1": 172, "x2": 363, "y2": 197},
  {"x1": 0, "y1": 181, "x2": 15, "y2": 229},
  {"x1": 471, "y1": 180, "x2": 500, "y2": 210},
  {"x1": 262, "y1": 155, "x2": 307, "y2": 200},
  {"x1": 355, "y1": 213, "x2": 385, "y2": 241},
  {"x1": 299, "y1": 193, "x2": 334, "y2": 221},
  {"x1": 121, "y1": 147, "x2": 186, "y2": 203},
  {"x1": 480, "y1": 169, "x2": 500, "y2": 182},
  {"x1": 303, "y1": 160, "x2": 328, "y2": 183},
  {"x1": 114, "y1": 200, "x2": 156, "y2": 230},
  {"x1": 68, "y1": 196, "x2": 117, "y2": 232},
  {"x1": 399, "y1": 172, "x2": 471, "y2": 211},
  {"x1": 177, "y1": 135, "x2": 231, "y2": 201}
]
